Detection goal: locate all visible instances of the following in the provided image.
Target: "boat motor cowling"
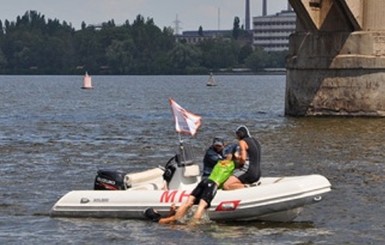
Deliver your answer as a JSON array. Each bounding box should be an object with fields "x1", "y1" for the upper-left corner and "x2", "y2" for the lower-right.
[
  {"x1": 94, "y1": 169, "x2": 126, "y2": 190},
  {"x1": 163, "y1": 155, "x2": 178, "y2": 183}
]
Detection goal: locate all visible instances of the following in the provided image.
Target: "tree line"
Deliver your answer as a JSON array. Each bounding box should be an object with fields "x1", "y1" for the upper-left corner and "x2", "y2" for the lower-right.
[{"x1": 0, "y1": 11, "x2": 287, "y2": 75}]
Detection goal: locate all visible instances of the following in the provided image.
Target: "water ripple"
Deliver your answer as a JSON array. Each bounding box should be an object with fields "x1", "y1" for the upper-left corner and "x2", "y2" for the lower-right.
[{"x1": 0, "y1": 75, "x2": 384, "y2": 244}]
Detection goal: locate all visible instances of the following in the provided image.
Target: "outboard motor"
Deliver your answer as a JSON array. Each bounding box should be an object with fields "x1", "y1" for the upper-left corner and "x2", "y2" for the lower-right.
[
  {"x1": 94, "y1": 170, "x2": 126, "y2": 190},
  {"x1": 163, "y1": 155, "x2": 178, "y2": 183}
]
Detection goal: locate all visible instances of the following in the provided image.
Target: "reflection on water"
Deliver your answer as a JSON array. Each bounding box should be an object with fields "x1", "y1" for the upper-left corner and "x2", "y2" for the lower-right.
[{"x1": 0, "y1": 75, "x2": 385, "y2": 244}]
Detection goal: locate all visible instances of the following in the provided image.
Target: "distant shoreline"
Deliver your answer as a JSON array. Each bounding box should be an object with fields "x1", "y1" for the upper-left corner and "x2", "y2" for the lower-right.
[
  {"x1": 214, "y1": 68, "x2": 286, "y2": 76},
  {"x1": 0, "y1": 70, "x2": 287, "y2": 76}
]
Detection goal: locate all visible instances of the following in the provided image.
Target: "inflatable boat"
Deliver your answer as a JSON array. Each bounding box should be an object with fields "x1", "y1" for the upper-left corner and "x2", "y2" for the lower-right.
[{"x1": 50, "y1": 145, "x2": 332, "y2": 222}]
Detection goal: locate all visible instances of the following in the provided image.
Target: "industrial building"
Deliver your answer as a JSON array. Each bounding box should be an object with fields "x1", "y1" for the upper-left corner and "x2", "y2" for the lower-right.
[
  {"x1": 252, "y1": 9, "x2": 296, "y2": 52},
  {"x1": 177, "y1": 0, "x2": 296, "y2": 52}
]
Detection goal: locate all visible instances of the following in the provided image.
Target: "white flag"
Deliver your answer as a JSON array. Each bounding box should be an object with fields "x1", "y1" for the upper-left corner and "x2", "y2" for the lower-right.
[{"x1": 169, "y1": 98, "x2": 202, "y2": 136}]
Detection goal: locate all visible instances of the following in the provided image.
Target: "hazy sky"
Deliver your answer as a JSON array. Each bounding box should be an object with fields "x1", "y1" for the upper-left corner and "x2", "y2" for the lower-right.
[{"x1": 2, "y1": 0, "x2": 290, "y2": 32}]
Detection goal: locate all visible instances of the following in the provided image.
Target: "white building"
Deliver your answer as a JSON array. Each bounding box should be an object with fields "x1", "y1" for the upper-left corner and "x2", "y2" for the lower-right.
[
  {"x1": 176, "y1": 30, "x2": 231, "y2": 45},
  {"x1": 252, "y1": 10, "x2": 296, "y2": 52}
]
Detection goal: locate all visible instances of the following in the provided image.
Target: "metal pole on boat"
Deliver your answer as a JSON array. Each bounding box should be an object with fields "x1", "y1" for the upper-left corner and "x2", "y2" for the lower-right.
[{"x1": 178, "y1": 133, "x2": 187, "y2": 165}]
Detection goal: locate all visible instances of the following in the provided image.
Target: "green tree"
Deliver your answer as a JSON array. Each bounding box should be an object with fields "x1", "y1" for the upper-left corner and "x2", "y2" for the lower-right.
[
  {"x1": 198, "y1": 26, "x2": 203, "y2": 36},
  {"x1": 73, "y1": 26, "x2": 102, "y2": 73},
  {"x1": 267, "y1": 50, "x2": 288, "y2": 67},
  {"x1": 129, "y1": 15, "x2": 174, "y2": 74},
  {"x1": 168, "y1": 42, "x2": 201, "y2": 74},
  {"x1": 245, "y1": 47, "x2": 269, "y2": 71},
  {"x1": 238, "y1": 44, "x2": 253, "y2": 64},
  {"x1": 0, "y1": 10, "x2": 286, "y2": 74},
  {"x1": 0, "y1": 20, "x2": 3, "y2": 36},
  {"x1": 0, "y1": 48, "x2": 8, "y2": 72},
  {"x1": 199, "y1": 38, "x2": 239, "y2": 70},
  {"x1": 106, "y1": 39, "x2": 135, "y2": 74},
  {"x1": 232, "y1": 17, "x2": 241, "y2": 40}
]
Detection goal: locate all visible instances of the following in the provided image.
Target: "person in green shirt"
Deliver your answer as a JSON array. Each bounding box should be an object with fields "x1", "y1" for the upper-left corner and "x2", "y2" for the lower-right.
[{"x1": 144, "y1": 145, "x2": 237, "y2": 224}]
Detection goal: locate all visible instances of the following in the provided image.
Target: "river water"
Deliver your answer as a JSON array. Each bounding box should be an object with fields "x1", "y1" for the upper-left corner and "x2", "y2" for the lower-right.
[{"x1": 0, "y1": 75, "x2": 384, "y2": 244}]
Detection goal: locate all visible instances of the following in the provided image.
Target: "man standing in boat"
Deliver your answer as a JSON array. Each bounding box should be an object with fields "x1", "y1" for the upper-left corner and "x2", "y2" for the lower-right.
[{"x1": 223, "y1": 125, "x2": 261, "y2": 190}]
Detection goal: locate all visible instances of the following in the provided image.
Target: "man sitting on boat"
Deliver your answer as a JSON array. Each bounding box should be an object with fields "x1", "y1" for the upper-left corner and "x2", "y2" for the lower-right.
[
  {"x1": 202, "y1": 137, "x2": 237, "y2": 178},
  {"x1": 144, "y1": 145, "x2": 238, "y2": 224},
  {"x1": 223, "y1": 125, "x2": 261, "y2": 190}
]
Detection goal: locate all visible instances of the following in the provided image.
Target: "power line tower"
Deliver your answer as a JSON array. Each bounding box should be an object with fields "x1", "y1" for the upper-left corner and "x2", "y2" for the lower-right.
[{"x1": 173, "y1": 14, "x2": 182, "y2": 35}]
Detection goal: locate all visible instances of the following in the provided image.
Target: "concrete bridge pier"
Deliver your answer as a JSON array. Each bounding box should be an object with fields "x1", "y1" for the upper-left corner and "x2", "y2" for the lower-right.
[{"x1": 286, "y1": 0, "x2": 385, "y2": 116}]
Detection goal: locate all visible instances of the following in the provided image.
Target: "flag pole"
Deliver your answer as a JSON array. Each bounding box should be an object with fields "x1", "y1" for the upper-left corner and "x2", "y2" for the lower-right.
[
  {"x1": 178, "y1": 132, "x2": 182, "y2": 143},
  {"x1": 177, "y1": 132, "x2": 187, "y2": 165}
]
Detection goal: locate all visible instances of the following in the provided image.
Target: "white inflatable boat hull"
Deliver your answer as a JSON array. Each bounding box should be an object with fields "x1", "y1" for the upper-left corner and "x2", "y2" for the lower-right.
[{"x1": 50, "y1": 168, "x2": 331, "y2": 222}]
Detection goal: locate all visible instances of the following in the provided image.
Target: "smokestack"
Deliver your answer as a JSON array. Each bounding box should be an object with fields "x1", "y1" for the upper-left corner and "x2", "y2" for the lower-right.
[
  {"x1": 245, "y1": 0, "x2": 250, "y2": 30},
  {"x1": 287, "y1": 1, "x2": 292, "y2": 11},
  {"x1": 262, "y1": 0, "x2": 267, "y2": 16}
]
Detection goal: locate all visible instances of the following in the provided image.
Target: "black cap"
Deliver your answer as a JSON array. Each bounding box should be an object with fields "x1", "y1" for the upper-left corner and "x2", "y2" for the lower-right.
[
  {"x1": 235, "y1": 125, "x2": 250, "y2": 139},
  {"x1": 212, "y1": 137, "x2": 224, "y2": 146}
]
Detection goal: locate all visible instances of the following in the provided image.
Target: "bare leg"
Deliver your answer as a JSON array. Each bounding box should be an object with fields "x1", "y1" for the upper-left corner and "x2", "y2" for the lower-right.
[
  {"x1": 223, "y1": 176, "x2": 245, "y2": 190},
  {"x1": 192, "y1": 199, "x2": 209, "y2": 220},
  {"x1": 159, "y1": 196, "x2": 195, "y2": 224}
]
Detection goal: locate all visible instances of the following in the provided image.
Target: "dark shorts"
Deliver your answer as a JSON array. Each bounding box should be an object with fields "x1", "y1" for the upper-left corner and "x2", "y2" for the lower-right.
[
  {"x1": 233, "y1": 168, "x2": 260, "y2": 184},
  {"x1": 190, "y1": 179, "x2": 218, "y2": 208}
]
